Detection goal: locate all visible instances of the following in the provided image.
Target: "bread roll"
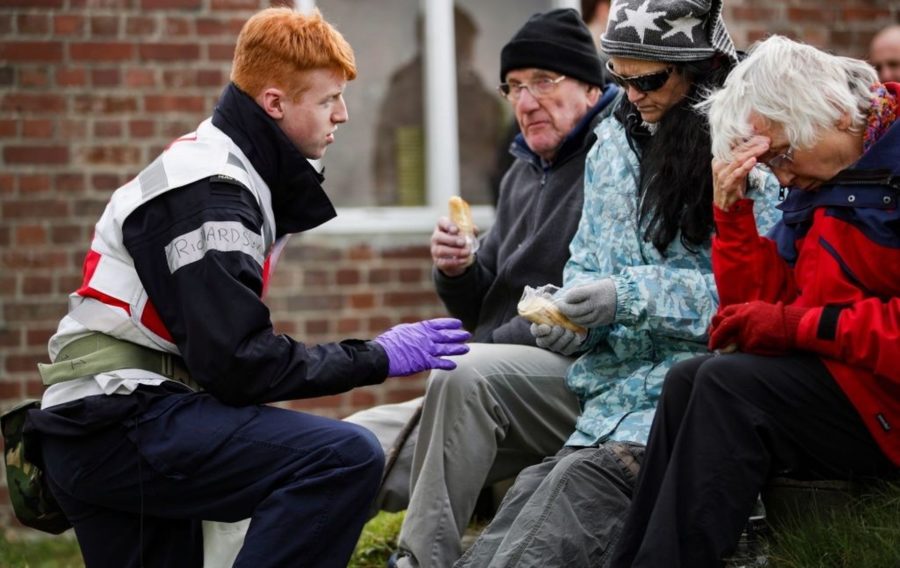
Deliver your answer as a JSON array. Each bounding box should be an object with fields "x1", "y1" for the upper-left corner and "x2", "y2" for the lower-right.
[
  {"x1": 448, "y1": 196, "x2": 474, "y2": 238},
  {"x1": 517, "y1": 295, "x2": 585, "y2": 333}
]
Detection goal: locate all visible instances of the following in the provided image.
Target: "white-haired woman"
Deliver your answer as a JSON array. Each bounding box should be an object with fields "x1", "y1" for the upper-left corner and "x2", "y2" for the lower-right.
[{"x1": 611, "y1": 35, "x2": 900, "y2": 567}]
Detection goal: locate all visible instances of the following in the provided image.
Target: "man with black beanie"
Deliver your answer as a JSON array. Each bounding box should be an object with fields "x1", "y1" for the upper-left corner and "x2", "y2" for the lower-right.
[{"x1": 388, "y1": 9, "x2": 619, "y2": 568}]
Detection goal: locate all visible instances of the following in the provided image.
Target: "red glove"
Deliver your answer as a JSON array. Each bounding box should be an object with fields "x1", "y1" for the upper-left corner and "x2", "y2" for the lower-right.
[{"x1": 708, "y1": 301, "x2": 810, "y2": 356}]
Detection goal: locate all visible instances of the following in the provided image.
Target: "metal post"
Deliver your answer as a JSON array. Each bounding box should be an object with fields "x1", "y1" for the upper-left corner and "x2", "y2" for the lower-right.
[
  {"x1": 553, "y1": 0, "x2": 581, "y2": 12},
  {"x1": 422, "y1": 0, "x2": 460, "y2": 206}
]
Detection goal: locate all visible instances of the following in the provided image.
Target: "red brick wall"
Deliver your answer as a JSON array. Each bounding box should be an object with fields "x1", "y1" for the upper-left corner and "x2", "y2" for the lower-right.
[
  {"x1": 0, "y1": 0, "x2": 281, "y2": 423},
  {"x1": 723, "y1": 0, "x2": 897, "y2": 58},
  {"x1": 0, "y1": 0, "x2": 897, "y2": 529},
  {"x1": 266, "y1": 237, "x2": 445, "y2": 418}
]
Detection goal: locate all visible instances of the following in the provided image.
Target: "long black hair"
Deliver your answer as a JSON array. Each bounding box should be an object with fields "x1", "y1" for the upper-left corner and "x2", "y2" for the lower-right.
[{"x1": 615, "y1": 57, "x2": 731, "y2": 255}]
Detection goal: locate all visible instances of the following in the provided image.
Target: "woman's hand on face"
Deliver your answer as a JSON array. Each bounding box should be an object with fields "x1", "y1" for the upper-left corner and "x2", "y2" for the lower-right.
[{"x1": 712, "y1": 135, "x2": 770, "y2": 212}]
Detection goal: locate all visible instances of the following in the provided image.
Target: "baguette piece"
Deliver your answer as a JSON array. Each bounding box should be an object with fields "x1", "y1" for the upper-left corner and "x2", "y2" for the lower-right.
[
  {"x1": 448, "y1": 196, "x2": 478, "y2": 265},
  {"x1": 517, "y1": 295, "x2": 586, "y2": 334},
  {"x1": 448, "y1": 196, "x2": 474, "y2": 238}
]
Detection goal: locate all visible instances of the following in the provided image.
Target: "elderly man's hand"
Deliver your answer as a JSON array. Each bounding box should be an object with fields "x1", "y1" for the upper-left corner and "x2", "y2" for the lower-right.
[
  {"x1": 431, "y1": 216, "x2": 477, "y2": 277},
  {"x1": 712, "y1": 135, "x2": 769, "y2": 212}
]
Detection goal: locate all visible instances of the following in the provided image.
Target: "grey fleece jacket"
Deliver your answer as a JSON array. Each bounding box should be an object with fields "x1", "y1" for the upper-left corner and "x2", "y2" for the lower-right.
[{"x1": 434, "y1": 86, "x2": 621, "y2": 345}]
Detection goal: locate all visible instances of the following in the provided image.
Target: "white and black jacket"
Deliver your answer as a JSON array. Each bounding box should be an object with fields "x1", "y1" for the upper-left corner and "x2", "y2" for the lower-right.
[{"x1": 42, "y1": 83, "x2": 388, "y2": 409}]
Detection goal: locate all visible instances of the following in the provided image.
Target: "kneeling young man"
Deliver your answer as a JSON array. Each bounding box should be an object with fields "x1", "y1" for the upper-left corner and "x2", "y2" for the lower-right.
[{"x1": 27, "y1": 8, "x2": 468, "y2": 568}]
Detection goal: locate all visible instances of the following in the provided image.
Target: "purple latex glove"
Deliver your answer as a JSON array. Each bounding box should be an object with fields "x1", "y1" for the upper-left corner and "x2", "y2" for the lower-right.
[{"x1": 373, "y1": 318, "x2": 471, "y2": 377}]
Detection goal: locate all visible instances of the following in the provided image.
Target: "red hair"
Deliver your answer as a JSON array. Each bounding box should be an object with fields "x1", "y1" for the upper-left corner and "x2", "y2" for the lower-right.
[{"x1": 231, "y1": 7, "x2": 357, "y2": 100}]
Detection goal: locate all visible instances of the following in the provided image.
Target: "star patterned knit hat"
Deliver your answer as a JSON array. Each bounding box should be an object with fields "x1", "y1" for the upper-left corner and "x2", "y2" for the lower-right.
[{"x1": 601, "y1": 0, "x2": 738, "y2": 65}]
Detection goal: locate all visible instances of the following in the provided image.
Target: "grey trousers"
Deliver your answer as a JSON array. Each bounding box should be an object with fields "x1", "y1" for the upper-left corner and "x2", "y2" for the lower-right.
[
  {"x1": 344, "y1": 396, "x2": 423, "y2": 514},
  {"x1": 396, "y1": 343, "x2": 579, "y2": 568},
  {"x1": 456, "y1": 443, "x2": 644, "y2": 568}
]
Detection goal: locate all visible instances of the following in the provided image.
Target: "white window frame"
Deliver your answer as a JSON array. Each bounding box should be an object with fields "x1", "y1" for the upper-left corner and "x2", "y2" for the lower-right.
[{"x1": 296, "y1": 0, "x2": 576, "y2": 235}]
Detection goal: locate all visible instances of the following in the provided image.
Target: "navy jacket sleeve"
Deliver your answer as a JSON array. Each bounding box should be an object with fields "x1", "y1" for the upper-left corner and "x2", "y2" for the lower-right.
[{"x1": 122, "y1": 178, "x2": 389, "y2": 406}]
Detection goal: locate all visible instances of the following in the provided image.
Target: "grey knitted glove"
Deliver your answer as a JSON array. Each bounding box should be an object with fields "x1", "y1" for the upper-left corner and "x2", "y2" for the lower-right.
[
  {"x1": 530, "y1": 323, "x2": 585, "y2": 356},
  {"x1": 557, "y1": 279, "x2": 617, "y2": 328}
]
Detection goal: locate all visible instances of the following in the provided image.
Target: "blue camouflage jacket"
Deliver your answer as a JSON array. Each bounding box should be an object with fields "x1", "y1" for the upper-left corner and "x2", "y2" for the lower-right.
[{"x1": 563, "y1": 115, "x2": 783, "y2": 447}]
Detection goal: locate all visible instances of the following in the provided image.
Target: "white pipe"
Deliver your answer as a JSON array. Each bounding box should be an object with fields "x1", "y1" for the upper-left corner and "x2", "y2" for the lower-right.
[
  {"x1": 553, "y1": 0, "x2": 581, "y2": 12},
  {"x1": 422, "y1": 0, "x2": 460, "y2": 205},
  {"x1": 294, "y1": 0, "x2": 315, "y2": 13}
]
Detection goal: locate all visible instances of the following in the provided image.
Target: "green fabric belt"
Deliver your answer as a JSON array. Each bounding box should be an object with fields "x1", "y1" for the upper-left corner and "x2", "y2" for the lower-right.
[{"x1": 37, "y1": 332, "x2": 196, "y2": 390}]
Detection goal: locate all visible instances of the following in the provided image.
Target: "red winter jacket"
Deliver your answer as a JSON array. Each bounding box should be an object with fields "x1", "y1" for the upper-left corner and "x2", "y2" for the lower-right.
[{"x1": 712, "y1": 113, "x2": 900, "y2": 467}]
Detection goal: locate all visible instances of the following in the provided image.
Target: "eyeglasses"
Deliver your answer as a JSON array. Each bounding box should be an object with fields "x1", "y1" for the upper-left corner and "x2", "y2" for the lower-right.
[
  {"x1": 761, "y1": 146, "x2": 795, "y2": 170},
  {"x1": 605, "y1": 60, "x2": 674, "y2": 93},
  {"x1": 498, "y1": 75, "x2": 567, "y2": 102}
]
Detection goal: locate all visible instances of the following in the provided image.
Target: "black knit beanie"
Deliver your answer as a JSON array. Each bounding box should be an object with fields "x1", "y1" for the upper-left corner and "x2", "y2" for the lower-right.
[{"x1": 500, "y1": 8, "x2": 606, "y2": 87}]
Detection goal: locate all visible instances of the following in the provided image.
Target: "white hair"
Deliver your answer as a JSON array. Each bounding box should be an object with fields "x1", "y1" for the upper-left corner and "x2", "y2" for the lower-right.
[{"x1": 700, "y1": 35, "x2": 878, "y2": 161}]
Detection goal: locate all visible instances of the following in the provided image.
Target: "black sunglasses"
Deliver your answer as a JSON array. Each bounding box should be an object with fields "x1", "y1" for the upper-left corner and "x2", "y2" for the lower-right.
[{"x1": 605, "y1": 60, "x2": 675, "y2": 93}]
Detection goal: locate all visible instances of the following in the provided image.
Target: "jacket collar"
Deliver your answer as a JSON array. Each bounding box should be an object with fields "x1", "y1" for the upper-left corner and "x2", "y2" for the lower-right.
[{"x1": 211, "y1": 83, "x2": 336, "y2": 237}]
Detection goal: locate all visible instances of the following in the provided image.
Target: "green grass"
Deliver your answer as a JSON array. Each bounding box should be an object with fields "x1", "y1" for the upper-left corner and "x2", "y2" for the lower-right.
[
  {"x1": 2, "y1": 487, "x2": 900, "y2": 568},
  {"x1": 0, "y1": 532, "x2": 83, "y2": 568},
  {"x1": 348, "y1": 510, "x2": 405, "y2": 568},
  {"x1": 767, "y1": 482, "x2": 900, "y2": 568},
  {"x1": 0, "y1": 513, "x2": 406, "y2": 568}
]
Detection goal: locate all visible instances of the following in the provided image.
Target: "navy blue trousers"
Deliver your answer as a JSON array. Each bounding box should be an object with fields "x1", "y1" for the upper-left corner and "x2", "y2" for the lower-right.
[{"x1": 39, "y1": 391, "x2": 384, "y2": 568}]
